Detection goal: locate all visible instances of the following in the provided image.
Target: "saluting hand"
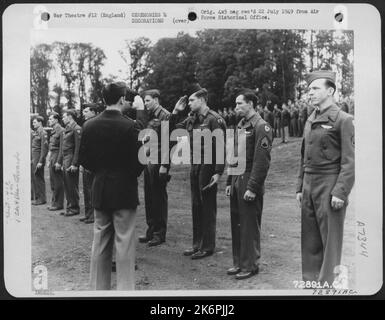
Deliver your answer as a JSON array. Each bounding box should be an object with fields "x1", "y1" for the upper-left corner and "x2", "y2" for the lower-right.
[
  {"x1": 173, "y1": 96, "x2": 188, "y2": 113},
  {"x1": 54, "y1": 163, "x2": 62, "y2": 171},
  {"x1": 331, "y1": 196, "x2": 344, "y2": 210},
  {"x1": 132, "y1": 95, "x2": 144, "y2": 110},
  {"x1": 244, "y1": 190, "x2": 256, "y2": 202}
]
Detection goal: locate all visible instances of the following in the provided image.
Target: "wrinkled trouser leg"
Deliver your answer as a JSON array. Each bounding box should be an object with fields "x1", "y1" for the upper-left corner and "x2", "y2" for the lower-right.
[
  {"x1": 90, "y1": 208, "x2": 137, "y2": 290},
  {"x1": 230, "y1": 173, "x2": 262, "y2": 272},
  {"x1": 301, "y1": 173, "x2": 346, "y2": 286}
]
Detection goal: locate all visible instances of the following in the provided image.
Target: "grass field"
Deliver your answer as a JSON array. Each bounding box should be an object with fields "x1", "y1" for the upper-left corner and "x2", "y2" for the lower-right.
[{"x1": 32, "y1": 137, "x2": 356, "y2": 292}]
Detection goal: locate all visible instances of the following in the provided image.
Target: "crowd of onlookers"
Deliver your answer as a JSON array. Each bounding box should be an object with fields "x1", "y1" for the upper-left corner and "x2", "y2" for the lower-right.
[{"x1": 218, "y1": 96, "x2": 354, "y2": 143}]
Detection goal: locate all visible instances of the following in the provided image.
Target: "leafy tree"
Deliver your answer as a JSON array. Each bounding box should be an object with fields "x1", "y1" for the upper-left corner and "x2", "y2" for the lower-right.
[
  {"x1": 119, "y1": 37, "x2": 151, "y2": 91},
  {"x1": 144, "y1": 33, "x2": 200, "y2": 109},
  {"x1": 30, "y1": 44, "x2": 52, "y2": 117}
]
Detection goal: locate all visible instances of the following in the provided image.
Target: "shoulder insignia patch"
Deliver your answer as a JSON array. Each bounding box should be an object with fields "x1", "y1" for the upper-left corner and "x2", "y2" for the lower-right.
[
  {"x1": 265, "y1": 125, "x2": 270, "y2": 132},
  {"x1": 261, "y1": 136, "x2": 270, "y2": 149}
]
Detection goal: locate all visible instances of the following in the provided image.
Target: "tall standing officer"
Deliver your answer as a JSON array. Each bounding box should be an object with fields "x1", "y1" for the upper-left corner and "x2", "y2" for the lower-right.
[
  {"x1": 79, "y1": 82, "x2": 144, "y2": 290},
  {"x1": 79, "y1": 104, "x2": 98, "y2": 224},
  {"x1": 60, "y1": 109, "x2": 82, "y2": 217},
  {"x1": 296, "y1": 70, "x2": 354, "y2": 287},
  {"x1": 31, "y1": 116, "x2": 48, "y2": 205},
  {"x1": 172, "y1": 87, "x2": 226, "y2": 259},
  {"x1": 47, "y1": 112, "x2": 65, "y2": 210},
  {"x1": 225, "y1": 90, "x2": 273, "y2": 280},
  {"x1": 137, "y1": 89, "x2": 171, "y2": 246}
]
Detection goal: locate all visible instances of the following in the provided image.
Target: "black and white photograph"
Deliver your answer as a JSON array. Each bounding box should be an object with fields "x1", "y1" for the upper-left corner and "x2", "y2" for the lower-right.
[{"x1": 2, "y1": 3, "x2": 382, "y2": 298}]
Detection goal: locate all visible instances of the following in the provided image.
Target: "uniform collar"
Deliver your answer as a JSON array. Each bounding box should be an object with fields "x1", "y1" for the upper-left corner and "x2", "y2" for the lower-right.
[
  {"x1": 199, "y1": 106, "x2": 210, "y2": 118},
  {"x1": 53, "y1": 123, "x2": 61, "y2": 132},
  {"x1": 152, "y1": 105, "x2": 163, "y2": 118},
  {"x1": 309, "y1": 103, "x2": 340, "y2": 124},
  {"x1": 66, "y1": 120, "x2": 76, "y2": 130},
  {"x1": 238, "y1": 111, "x2": 261, "y2": 128}
]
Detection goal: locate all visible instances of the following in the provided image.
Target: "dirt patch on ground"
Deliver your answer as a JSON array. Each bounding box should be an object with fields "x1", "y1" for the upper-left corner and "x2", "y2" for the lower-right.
[{"x1": 32, "y1": 137, "x2": 356, "y2": 293}]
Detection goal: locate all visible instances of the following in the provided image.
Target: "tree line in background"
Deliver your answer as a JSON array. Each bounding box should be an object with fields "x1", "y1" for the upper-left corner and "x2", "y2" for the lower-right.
[{"x1": 30, "y1": 29, "x2": 354, "y2": 118}]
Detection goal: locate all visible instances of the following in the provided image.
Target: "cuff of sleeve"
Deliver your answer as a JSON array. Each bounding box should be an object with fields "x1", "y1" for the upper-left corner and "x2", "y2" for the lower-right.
[
  {"x1": 214, "y1": 165, "x2": 225, "y2": 176},
  {"x1": 246, "y1": 183, "x2": 263, "y2": 195},
  {"x1": 331, "y1": 190, "x2": 347, "y2": 203}
]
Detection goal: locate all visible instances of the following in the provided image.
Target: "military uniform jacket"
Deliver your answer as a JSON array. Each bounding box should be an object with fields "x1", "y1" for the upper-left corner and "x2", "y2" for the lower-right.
[
  {"x1": 31, "y1": 126, "x2": 48, "y2": 164},
  {"x1": 170, "y1": 107, "x2": 226, "y2": 175},
  {"x1": 296, "y1": 103, "x2": 355, "y2": 202},
  {"x1": 226, "y1": 112, "x2": 273, "y2": 195},
  {"x1": 59, "y1": 121, "x2": 82, "y2": 166},
  {"x1": 49, "y1": 123, "x2": 65, "y2": 165},
  {"x1": 79, "y1": 109, "x2": 144, "y2": 210},
  {"x1": 137, "y1": 105, "x2": 172, "y2": 167}
]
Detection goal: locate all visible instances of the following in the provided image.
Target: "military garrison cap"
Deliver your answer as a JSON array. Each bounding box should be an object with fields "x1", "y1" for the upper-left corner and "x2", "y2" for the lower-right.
[{"x1": 305, "y1": 70, "x2": 336, "y2": 86}]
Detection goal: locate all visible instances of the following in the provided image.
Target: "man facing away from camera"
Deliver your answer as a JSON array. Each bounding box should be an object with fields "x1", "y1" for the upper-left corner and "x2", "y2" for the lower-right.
[
  {"x1": 79, "y1": 82, "x2": 144, "y2": 290},
  {"x1": 225, "y1": 90, "x2": 273, "y2": 280},
  {"x1": 296, "y1": 70, "x2": 354, "y2": 287}
]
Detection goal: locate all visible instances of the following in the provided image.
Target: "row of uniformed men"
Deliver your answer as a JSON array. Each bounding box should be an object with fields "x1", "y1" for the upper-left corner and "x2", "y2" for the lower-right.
[
  {"x1": 30, "y1": 106, "x2": 98, "y2": 223},
  {"x1": 130, "y1": 71, "x2": 354, "y2": 286},
  {"x1": 32, "y1": 69, "x2": 354, "y2": 288}
]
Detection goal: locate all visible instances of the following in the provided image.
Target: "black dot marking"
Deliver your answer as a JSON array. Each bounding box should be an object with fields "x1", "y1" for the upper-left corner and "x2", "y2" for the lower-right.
[
  {"x1": 334, "y1": 12, "x2": 343, "y2": 23},
  {"x1": 41, "y1": 12, "x2": 50, "y2": 21},
  {"x1": 188, "y1": 11, "x2": 197, "y2": 21}
]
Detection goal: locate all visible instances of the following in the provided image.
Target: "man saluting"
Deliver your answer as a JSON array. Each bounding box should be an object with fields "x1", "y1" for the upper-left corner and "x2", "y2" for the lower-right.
[{"x1": 171, "y1": 86, "x2": 226, "y2": 259}]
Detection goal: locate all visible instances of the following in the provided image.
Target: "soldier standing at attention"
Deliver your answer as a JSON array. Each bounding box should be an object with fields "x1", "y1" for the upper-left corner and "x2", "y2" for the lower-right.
[
  {"x1": 47, "y1": 112, "x2": 65, "y2": 211},
  {"x1": 60, "y1": 109, "x2": 82, "y2": 217},
  {"x1": 137, "y1": 89, "x2": 171, "y2": 246},
  {"x1": 296, "y1": 70, "x2": 354, "y2": 287},
  {"x1": 31, "y1": 116, "x2": 48, "y2": 205},
  {"x1": 225, "y1": 90, "x2": 273, "y2": 280},
  {"x1": 79, "y1": 104, "x2": 98, "y2": 224},
  {"x1": 171, "y1": 87, "x2": 226, "y2": 259}
]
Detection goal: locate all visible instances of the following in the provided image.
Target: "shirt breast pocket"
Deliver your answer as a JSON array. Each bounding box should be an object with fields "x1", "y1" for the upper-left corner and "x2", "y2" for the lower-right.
[
  {"x1": 320, "y1": 125, "x2": 337, "y2": 160},
  {"x1": 245, "y1": 130, "x2": 255, "y2": 156}
]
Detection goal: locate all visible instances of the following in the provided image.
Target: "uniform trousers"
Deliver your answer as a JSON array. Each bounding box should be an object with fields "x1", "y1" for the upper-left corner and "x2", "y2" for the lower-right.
[
  {"x1": 143, "y1": 164, "x2": 168, "y2": 241},
  {"x1": 230, "y1": 172, "x2": 263, "y2": 272},
  {"x1": 49, "y1": 152, "x2": 64, "y2": 208},
  {"x1": 62, "y1": 154, "x2": 80, "y2": 214},
  {"x1": 301, "y1": 173, "x2": 346, "y2": 286},
  {"x1": 31, "y1": 152, "x2": 46, "y2": 202},
  {"x1": 83, "y1": 170, "x2": 95, "y2": 220},
  {"x1": 190, "y1": 164, "x2": 217, "y2": 253}
]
